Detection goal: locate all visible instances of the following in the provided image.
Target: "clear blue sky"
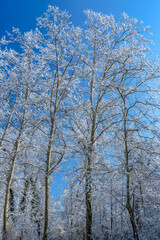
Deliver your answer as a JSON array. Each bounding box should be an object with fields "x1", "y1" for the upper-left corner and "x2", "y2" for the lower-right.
[{"x1": 1, "y1": 0, "x2": 160, "y2": 50}]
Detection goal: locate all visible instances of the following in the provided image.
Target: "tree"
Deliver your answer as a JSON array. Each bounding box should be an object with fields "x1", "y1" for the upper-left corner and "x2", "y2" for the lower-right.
[
  {"x1": 0, "y1": 28, "x2": 44, "y2": 239},
  {"x1": 36, "y1": 6, "x2": 82, "y2": 239}
]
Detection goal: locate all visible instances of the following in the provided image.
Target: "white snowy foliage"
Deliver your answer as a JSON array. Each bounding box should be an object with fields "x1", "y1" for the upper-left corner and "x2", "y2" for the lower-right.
[{"x1": 0, "y1": 5, "x2": 160, "y2": 240}]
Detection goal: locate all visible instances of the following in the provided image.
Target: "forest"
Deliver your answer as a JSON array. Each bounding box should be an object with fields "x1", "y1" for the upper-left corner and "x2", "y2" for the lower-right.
[{"x1": 0, "y1": 5, "x2": 160, "y2": 240}]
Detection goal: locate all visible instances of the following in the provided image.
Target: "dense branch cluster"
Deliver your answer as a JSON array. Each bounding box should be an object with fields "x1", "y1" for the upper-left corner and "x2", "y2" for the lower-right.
[{"x1": 0, "y1": 5, "x2": 160, "y2": 240}]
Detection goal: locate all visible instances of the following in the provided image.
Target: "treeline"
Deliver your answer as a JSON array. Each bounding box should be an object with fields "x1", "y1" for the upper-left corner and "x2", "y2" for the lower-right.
[{"x1": 0, "y1": 5, "x2": 160, "y2": 240}]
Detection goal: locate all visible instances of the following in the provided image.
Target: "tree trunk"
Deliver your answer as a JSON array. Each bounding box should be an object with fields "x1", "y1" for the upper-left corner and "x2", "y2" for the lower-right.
[
  {"x1": 2, "y1": 88, "x2": 28, "y2": 240},
  {"x1": 85, "y1": 156, "x2": 92, "y2": 240},
  {"x1": 20, "y1": 178, "x2": 30, "y2": 212},
  {"x1": 9, "y1": 188, "x2": 15, "y2": 222},
  {"x1": 2, "y1": 140, "x2": 20, "y2": 240},
  {"x1": 43, "y1": 175, "x2": 49, "y2": 240},
  {"x1": 85, "y1": 108, "x2": 95, "y2": 240},
  {"x1": 123, "y1": 98, "x2": 139, "y2": 240},
  {"x1": 110, "y1": 179, "x2": 113, "y2": 235},
  {"x1": 126, "y1": 202, "x2": 139, "y2": 240},
  {"x1": 42, "y1": 119, "x2": 54, "y2": 240}
]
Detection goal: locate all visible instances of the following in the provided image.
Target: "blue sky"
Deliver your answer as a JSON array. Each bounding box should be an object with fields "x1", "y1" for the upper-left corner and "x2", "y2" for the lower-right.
[{"x1": 1, "y1": 0, "x2": 160, "y2": 51}]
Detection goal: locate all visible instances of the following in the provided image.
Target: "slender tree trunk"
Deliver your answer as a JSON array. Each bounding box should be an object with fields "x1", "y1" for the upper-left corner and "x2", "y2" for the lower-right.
[
  {"x1": 123, "y1": 98, "x2": 139, "y2": 240},
  {"x1": 20, "y1": 178, "x2": 30, "y2": 212},
  {"x1": 85, "y1": 129, "x2": 95, "y2": 239},
  {"x1": 2, "y1": 88, "x2": 28, "y2": 240},
  {"x1": 85, "y1": 156, "x2": 92, "y2": 240},
  {"x1": 2, "y1": 139, "x2": 20, "y2": 240},
  {"x1": 70, "y1": 187, "x2": 73, "y2": 240},
  {"x1": 110, "y1": 179, "x2": 113, "y2": 235},
  {"x1": 121, "y1": 177, "x2": 124, "y2": 240},
  {"x1": 43, "y1": 175, "x2": 49, "y2": 240},
  {"x1": 126, "y1": 202, "x2": 139, "y2": 240},
  {"x1": 85, "y1": 104, "x2": 96, "y2": 240},
  {"x1": 43, "y1": 119, "x2": 54, "y2": 240},
  {"x1": 9, "y1": 188, "x2": 15, "y2": 222}
]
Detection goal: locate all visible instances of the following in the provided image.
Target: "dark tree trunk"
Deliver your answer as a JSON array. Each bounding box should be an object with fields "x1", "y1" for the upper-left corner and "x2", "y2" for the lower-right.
[{"x1": 85, "y1": 156, "x2": 92, "y2": 240}]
